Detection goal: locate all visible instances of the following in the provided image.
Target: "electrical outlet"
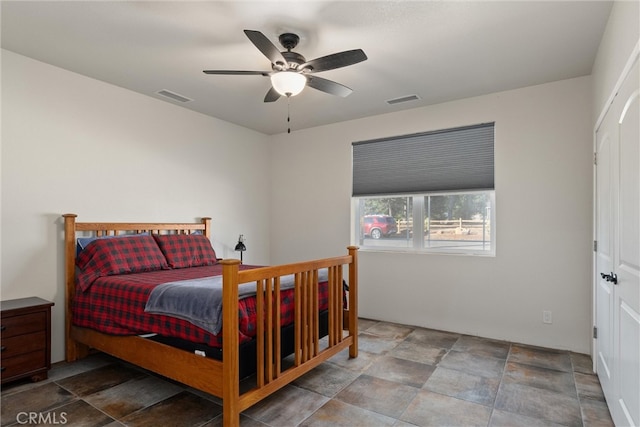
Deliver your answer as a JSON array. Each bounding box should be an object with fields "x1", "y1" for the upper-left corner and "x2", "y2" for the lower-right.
[{"x1": 543, "y1": 310, "x2": 553, "y2": 324}]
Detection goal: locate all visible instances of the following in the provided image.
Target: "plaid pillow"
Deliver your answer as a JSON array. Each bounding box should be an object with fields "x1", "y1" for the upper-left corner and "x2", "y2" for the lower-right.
[
  {"x1": 153, "y1": 233, "x2": 218, "y2": 269},
  {"x1": 76, "y1": 232, "x2": 149, "y2": 256},
  {"x1": 76, "y1": 234, "x2": 168, "y2": 291}
]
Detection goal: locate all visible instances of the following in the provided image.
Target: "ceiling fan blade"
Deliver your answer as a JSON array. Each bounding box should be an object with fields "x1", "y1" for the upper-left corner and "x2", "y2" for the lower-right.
[
  {"x1": 264, "y1": 87, "x2": 281, "y2": 103},
  {"x1": 244, "y1": 30, "x2": 287, "y2": 67},
  {"x1": 306, "y1": 76, "x2": 353, "y2": 97},
  {"x1": 300, "y1": 49, "x2": 367, "y2": 73},
  {"x1": 203, "y1": 70, "x2": 269, "y2": 76}
]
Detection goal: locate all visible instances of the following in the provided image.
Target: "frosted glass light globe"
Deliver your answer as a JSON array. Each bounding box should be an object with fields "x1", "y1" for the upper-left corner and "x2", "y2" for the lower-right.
[{"x1": 270, "y1": 71, "x2": 306, "y2": 97}]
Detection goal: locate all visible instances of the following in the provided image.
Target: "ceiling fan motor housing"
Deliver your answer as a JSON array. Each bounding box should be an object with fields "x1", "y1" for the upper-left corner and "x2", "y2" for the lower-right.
[{"x1": 275, "y1": 51, "x2": 306, "y2": 71}]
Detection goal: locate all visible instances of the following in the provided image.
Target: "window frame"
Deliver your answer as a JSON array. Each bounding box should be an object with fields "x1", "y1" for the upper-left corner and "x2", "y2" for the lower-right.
[{"x1": 351, "y1": 122, "x2": 496, "y2": 257}]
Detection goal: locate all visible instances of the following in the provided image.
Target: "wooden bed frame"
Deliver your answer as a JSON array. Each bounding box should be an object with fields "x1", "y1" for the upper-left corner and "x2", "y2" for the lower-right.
[{"x1": 63, "y1": 214, "x2": 358, "y2": 426}]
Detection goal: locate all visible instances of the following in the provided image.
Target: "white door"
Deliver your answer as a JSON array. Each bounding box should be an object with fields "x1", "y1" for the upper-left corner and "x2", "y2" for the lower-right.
[
  {"x1": 614, "y1": 58, "x2": 639, "y2": 427},
  {"x1": 595, "y1": 101, "x2": 615, "y2": 401},
  {"x1": 595, "y1": 57, "x2": 640, "y2": 427}
]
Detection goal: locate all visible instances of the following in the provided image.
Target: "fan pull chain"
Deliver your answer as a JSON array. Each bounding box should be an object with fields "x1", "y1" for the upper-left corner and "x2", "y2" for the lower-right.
[{"x1": 287, "y1": 95, "x2": 291, "y2": 134}]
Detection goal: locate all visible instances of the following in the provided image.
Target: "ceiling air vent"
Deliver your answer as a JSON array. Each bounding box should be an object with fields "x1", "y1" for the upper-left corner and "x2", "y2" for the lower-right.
[
  {"x1": 156, "y1": 89, "x2": 193, "y2": 103},
  {"x1": 386, "y1": 94, "x2": 421, "y2": 105}
]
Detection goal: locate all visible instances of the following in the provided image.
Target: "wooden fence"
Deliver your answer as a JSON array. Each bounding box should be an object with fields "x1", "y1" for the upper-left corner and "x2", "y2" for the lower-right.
[{"x1": 396, "y1": 218, "x2": 490, "y2": 238}]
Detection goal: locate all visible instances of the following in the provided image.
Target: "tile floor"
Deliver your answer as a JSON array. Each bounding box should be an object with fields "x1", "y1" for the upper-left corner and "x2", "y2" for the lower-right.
[{"x1": 1, "y1": 319, "x2": 614, "y2": 426}]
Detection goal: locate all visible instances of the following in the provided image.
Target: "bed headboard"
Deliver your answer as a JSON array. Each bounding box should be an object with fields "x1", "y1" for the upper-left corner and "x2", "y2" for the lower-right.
[{"x1": 63, "y1": 213, "x2": 211, "y2": 287}]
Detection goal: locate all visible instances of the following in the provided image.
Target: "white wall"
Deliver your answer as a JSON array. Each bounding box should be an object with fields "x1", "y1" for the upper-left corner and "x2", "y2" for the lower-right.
[
  {"x1": 270, "y1": 76, "x2": 594, "y2": 353},
  {"x1": 591, "y1": 0, "x2": 640, "y2": 122},
  {"x1": 1, "y1": 50, "x2": 272, "y2": 362}
]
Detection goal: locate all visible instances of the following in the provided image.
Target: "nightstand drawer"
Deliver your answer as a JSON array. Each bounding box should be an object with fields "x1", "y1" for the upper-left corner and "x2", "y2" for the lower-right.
[
  {"x1": 1, "y1": 331, "x2": 46, "y2": 358},
  {"x1": 1, "y1": 312, "x2": 46, "y2": 338},
  {"x1": 1, "y1": 350, "x2": 46, "y2": 381}
]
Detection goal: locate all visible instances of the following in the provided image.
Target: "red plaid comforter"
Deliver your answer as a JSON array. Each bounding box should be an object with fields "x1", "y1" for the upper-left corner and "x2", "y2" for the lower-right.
[{"x1": 72, "y1": 265, "x2": 330, "y2": 348}]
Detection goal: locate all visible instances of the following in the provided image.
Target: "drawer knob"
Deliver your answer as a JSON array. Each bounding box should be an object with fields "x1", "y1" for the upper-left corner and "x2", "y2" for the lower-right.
[
  {"x1": 0, "y1": 367, "x2": 5, "y2": 372},
  {"x1": 0, "y1": 325, "x2": 5, "y2": 331},
  {"x1": 0, "y1": 346, "x2": 4, "y2": 352}
]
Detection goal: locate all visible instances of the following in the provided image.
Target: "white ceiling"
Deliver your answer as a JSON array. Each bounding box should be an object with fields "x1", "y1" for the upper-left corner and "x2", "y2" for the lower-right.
[{"x1": 1, "y1": 1, "x2": 613, "y2": 135}]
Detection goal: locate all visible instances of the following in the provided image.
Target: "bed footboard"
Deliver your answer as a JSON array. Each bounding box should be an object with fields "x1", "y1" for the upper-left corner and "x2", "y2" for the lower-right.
[
  {"x1": 220, "y1": 249, "x2": 358, "y2": 425},
  {"x1": 63, "y1": 214, "x2": 358, "y2": 427}
]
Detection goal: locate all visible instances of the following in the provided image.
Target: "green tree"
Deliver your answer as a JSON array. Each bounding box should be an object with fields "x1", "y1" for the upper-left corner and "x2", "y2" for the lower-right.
[
  {"x1": 363, "y1": 197, "x2": 410, "y2": 221},
  {"x1": 427, "y1": 194, "x2": 489, "y2": 221}
]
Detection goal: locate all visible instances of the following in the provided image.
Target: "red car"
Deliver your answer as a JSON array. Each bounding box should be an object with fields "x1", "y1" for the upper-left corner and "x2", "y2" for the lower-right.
[{"x1": 362, "y1": 215, "x2": 397, "y2": 239}]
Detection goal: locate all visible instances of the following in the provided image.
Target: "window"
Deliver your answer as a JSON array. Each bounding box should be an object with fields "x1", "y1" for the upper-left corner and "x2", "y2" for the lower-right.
[{"x1": 352, "y1": 123, "x2": 495, "y2": 255}]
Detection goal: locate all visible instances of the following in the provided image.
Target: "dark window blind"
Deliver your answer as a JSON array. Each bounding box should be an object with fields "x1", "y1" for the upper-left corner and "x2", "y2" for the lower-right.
[{"x1": 352, "y1": 123, "x2": 494, "y2": 196}]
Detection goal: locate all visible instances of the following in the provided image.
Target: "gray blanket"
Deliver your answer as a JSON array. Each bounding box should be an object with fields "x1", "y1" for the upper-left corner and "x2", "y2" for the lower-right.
[{"x1": 144, "y1": 269, "x2": 328, "y2": 335}]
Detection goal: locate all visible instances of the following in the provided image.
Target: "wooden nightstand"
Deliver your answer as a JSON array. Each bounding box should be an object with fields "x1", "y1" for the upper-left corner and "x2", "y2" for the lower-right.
[{"x1": 1, "y1": 297, "x2": 54, "y2": 384}]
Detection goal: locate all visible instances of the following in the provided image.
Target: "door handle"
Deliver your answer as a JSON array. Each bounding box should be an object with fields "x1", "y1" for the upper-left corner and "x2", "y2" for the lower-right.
[{"x1": 600, "y1": 272, "x2": 618, "y2": 284}]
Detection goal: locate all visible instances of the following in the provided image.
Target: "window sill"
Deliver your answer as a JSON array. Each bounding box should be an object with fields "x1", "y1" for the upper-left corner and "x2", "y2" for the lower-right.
[{"x1": 356, "y1": 245, "x2": 495, "y2": 257}]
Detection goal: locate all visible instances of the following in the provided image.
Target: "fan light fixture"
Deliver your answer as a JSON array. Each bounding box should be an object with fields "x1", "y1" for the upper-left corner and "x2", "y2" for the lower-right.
[{"x1": 270, "y1": 71, "x2": 306, "y2": 97}]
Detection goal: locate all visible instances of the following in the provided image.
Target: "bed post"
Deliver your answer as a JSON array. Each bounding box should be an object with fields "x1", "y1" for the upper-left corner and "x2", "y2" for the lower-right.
[
  {"x1": 63, "y1": 214, "x2": 89, "y2": 362},
  {"x1": 347, "y1": 246, "x2": 359, "y2": 358},
  {"x1": 221, "y1": 258, "x2": 241, "y2": 427},
  {"x1": 201, "y1": 217, "x2": 211, "y2": 239}
]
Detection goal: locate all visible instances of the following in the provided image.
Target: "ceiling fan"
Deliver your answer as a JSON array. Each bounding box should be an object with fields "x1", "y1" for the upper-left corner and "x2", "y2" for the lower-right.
[{"x1": 203, "y1": 30, "x2": 367, "y2": 102}]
